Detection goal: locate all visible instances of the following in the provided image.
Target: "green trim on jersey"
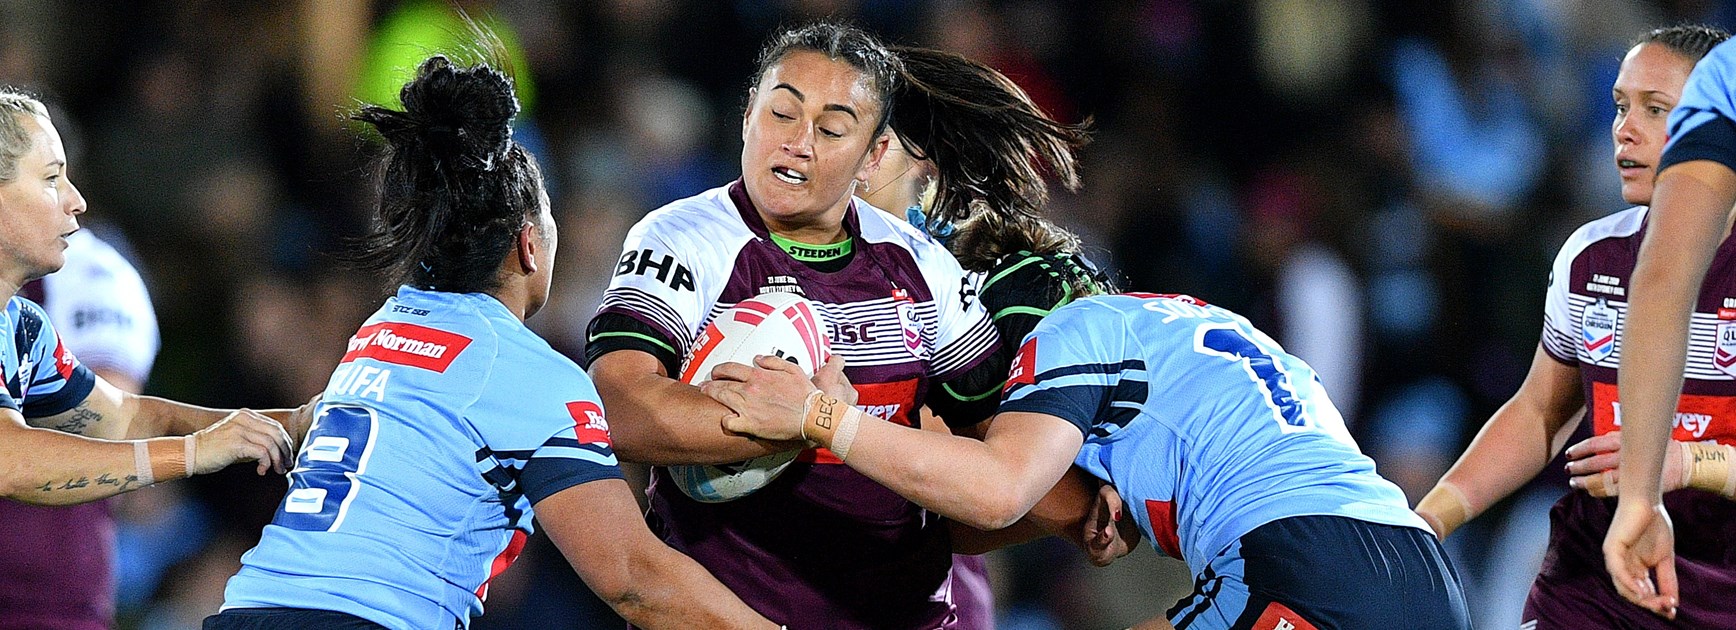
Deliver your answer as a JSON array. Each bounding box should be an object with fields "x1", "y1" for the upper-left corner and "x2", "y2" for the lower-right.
[{"x1": 769, "y1": 232, "x2": 854, "y2": 262}]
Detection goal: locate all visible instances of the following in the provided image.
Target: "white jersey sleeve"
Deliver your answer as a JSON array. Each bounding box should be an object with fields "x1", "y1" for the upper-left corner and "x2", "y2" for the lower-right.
[
  {"x1": 41, "y1": 231, "x2": 160, "y2": 384},
  {"x1": 593, "y1": 189, "x2": 748, "y2": 360},
  {"x1": 1540, "y1": 207, "x2": 1647, "y2": 365}
]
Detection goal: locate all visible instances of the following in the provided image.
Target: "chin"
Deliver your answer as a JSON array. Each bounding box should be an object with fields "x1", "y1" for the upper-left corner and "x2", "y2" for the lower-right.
[{"x1": 1622, "y1": 189, "x2": 1651, "y2": 207}]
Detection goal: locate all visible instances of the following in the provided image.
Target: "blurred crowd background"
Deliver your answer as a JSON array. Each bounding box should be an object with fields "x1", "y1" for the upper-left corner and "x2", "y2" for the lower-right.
[{"x1": 4, "y1": 0, "x2": 1733, "y2": 628}]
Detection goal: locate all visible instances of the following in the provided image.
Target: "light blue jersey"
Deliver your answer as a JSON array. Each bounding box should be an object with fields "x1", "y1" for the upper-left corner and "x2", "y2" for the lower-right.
[
  {"x1": 998, "y1": 293, "x2": 1425, "y2": 575},
  {"x1": 222, "y1": 287, "x2": 622, "y2": 630},
  {"x1": 1, "y1": 296, "x2": 95, "y2": 418},
  {"x1": 1663, "y1": 38, "x2": 1736, "y2": 172}
]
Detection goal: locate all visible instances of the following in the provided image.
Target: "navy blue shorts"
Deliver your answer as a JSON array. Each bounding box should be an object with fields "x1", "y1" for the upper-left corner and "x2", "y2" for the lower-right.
[
  {"x1": 1168, "y1": 515, "x2": 1471, "y2": 630},
  {"x1": 203, "y1": 608, "x2": 392, "y2": 630}
]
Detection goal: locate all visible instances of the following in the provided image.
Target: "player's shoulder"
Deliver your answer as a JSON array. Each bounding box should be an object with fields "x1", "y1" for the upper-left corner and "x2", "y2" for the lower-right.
[
  {"x1": 1700, "y1": 38, "x2": 1736, "y2": 74},
  {"x1": 854, "y1": 200, "x2": 965, "y2": 275},
  {"x1": 1556, "y1": 206, "x2": 1647, "y2": 264},
  {"x1": 7, "y1": 294, "x2": 48, "y2": 326},
  {"x1": 1036, "y1": 294, "x2": 1139, "y2": 334},
  {"x1": 631, "y1": 184, "x2": 754, "y2": 244},
  {"x1": 856, "y1": 199, "x2": 937, "y2": 245}
]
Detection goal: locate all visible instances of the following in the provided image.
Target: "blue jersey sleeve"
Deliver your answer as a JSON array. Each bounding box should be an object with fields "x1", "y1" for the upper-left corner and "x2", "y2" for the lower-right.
[
  {"x1": 11, "y1": 298, "x2": 95, "y2": 418},
  {"x1": 1661, "y1": 38, "x2": 1736, "y2": 174},
  {"x1": 516, "y1": 399, "x2": 624, "y2": 505},
  {"x1": 470, "y1": 331, "x2": 624, "y2": 506},
  {"x1": 997, "y1": 301, "x2": 1141, "y2": 437}
]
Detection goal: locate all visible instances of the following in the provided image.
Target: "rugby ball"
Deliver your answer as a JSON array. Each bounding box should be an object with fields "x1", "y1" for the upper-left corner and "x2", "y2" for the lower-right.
[{"x1": 669, "y1": 292, "x2": 831, "y2": 502}]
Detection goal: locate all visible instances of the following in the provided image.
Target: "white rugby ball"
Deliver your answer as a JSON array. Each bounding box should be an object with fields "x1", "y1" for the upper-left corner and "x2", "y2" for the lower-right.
[{"x1": 669, "y1": 292, "x2": 831, "y2": 503}]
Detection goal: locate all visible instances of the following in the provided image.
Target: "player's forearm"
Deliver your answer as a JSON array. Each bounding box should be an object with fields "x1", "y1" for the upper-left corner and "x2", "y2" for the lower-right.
[
  {"x1": 806, "y1": 403, "x2": 1056, "y2": 530},
  {"x1": 0, "y1": 424, "x2": 187, "y2": 505},
  {"x1": 601, "y1": 372, "x2": 802, "y2": 465},
  {"x1": 1619, "y1": 263, "x2": 1700, "y2": 502},
  {"x1": 126, "y1": 395, "x2": 234, "y2": 439},
  {"x1": 1423, "y1": 403, "x2": 1577, "y2": 538},
  {"x1": 598, "y1": 547, "x2": 776, "y2": 629},
  {"x1": 950, "y1": 467, "x2": 1100, "y2": 554},
  {"x1": 1618, "y1": 165, "x2": 1730, "y2": 502}
]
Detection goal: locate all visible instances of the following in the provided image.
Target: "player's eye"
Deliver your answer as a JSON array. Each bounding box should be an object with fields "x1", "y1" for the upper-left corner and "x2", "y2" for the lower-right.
[{"x1": 820, "y1": 128, "x2": 843, "y2": 139}]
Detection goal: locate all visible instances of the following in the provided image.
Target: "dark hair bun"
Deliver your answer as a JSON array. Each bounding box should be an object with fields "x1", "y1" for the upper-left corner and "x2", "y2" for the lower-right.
[{"x1": 356, "y1": 55, "x2": 519, "y2": 172}]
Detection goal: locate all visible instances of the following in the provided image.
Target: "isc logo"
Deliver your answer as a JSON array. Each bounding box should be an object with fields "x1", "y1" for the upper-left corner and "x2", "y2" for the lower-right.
[{"x1": 616, "y1": 248, "x2": 696, "y2": 291}]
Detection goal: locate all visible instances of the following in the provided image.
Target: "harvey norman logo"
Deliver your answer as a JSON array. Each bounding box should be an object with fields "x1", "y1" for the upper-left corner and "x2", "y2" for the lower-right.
[{"x1": 342, "y1": 323, "x2": 472, "y2": 373}]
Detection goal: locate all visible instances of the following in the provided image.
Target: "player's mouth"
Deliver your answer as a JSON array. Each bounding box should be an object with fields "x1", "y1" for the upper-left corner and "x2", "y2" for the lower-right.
[
  {"x1": 1617, "y1": 157, "x2": 1648, "y2": 177},
  {"x1": 771, "y1": 166, "x2": 808, "y2": 186}
]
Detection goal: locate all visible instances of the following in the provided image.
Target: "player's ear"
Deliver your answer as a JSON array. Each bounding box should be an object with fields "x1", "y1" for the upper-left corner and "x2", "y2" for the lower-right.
[
  {"x1": 742, "y1": 87, "x2": 757, "y2": 142},
  {"x1": 516, "y1": 221, "x2": 539, "y2": 275},
  {"x1": 855, "y1": 132, "x2": 892, "y2": 185}
]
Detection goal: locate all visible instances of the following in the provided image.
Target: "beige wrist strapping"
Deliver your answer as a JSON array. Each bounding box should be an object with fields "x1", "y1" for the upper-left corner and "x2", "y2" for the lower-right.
[
  {"x1": 801, "y1": 391, "x2": 864, "y2": 461},
  {"x1": 1416, "y1": 482, "x2": 1474, "y2": 538},
  {"x1": 1683, "y1": 441, "x2": 1736, "y2": 498},
  {"x1": 135, "y1": 437, "x2": 195, "y2": 486}
]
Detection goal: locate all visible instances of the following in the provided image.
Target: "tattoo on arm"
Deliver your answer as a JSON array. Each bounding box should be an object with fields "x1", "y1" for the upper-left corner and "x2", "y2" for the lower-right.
[
  {"x1": 51, "y1": 407, "x2": 101, "y2": 435},
  {"x1": 34, "y1": 473, "x2": 143, "y2": 494}
]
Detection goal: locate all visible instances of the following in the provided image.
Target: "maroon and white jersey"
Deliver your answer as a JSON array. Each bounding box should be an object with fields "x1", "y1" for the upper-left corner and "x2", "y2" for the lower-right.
[
  {"x1": 1542, "y1": 206, "x2": 1736, "y2": 443},
  {"x1": 590, "y1": 181, "x2": 999, "y2": 628},
  {"x1": 1527, "y1": 206, "x2": 1736, "y2": 629}
]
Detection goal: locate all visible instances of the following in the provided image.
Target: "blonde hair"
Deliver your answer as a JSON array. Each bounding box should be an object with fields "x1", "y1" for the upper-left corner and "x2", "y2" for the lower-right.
[{"x1": 0, "y1": 88, "x2": 49, "y2": 183}]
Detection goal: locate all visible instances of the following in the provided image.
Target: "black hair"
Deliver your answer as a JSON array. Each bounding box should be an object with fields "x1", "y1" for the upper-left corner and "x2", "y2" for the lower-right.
[
  {"x1": 348, "y1": 54, "x2": 544, "y2": 294},
  {"x1": 752, "y1": 20, "x2": 903, "y2": 136},
  {"x1": 888, "y1": 46, "x2": 1092, "y2": 272},
  {"x1": 1634, "y1": 24, "x2": 1732, "y2": 61}
]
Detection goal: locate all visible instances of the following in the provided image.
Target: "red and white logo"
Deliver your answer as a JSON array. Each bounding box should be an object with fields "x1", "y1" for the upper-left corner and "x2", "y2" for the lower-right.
[
  {"x1": 51, "y1": 339, "x2": 76, "y2": 379},
  {"x1": 1251, "y1": 602, "x2": 1319, "y2": 630},
  {"x1": 1005, "y1": 338, "x2": 1038, "y2": 390},
  {"x1": 341, "y1": 323, "x2": 472, "y2": 373},
  {"x1": 567, "y1": 401, "x2": 612, "y2": 447}
]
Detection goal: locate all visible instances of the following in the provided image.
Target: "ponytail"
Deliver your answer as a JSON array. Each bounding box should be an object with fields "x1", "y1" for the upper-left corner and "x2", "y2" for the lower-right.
[{"x1": 888, "y1": 46, "x2": 1090, "y2": 271}]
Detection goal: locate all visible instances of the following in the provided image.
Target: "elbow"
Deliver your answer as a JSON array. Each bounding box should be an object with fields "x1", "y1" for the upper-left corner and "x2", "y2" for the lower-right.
[{"x1": 970, "y1": 486, "x2": 1031, "y2": 531}]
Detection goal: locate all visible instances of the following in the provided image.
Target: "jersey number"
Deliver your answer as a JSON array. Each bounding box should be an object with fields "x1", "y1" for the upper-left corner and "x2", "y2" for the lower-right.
[
  {"x1": 1194, "y1": 324, "x2": 1311, "y2": 431},
  {"x1": 272, "y1": 405, "x2": 379, "y2": 532}
]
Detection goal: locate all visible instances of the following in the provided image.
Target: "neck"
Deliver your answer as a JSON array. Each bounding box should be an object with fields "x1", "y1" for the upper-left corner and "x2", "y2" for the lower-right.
[
  {"x1": 761, "y1": 202, "x2": 851, "y2": 245},
  {"x1": 0, "y1": 269, "x2": 26, "y2": 304},
  {"x1": 487, "y1": 280, "x2": 533, "y2": 322}
]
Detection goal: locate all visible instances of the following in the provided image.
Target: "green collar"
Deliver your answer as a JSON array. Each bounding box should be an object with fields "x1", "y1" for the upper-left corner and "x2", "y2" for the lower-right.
[{"x1": 769, "y1": 232, "x2": 853, "y2": 262}]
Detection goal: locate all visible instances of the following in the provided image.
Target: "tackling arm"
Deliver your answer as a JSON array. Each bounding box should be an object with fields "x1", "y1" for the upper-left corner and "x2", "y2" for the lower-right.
[
  {"x1": 536, "y1": 477, "x2": 777, "y2": 629},
  {"x1": 588, "y1": 350, "x2": 807, "y2": 465},
  {"x1": 1417, "y1": 345, "x2": 1583, "y2": 538}
]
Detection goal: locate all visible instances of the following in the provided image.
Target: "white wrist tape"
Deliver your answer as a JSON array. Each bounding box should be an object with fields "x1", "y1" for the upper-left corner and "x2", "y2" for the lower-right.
[{"x1": 133, "y1": 441, "x2": 155, "y2": 487}]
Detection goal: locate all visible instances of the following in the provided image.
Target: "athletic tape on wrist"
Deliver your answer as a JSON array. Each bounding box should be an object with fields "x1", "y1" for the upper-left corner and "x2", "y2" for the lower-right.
[
  {"x1": 183, "y1": 435, "x2": 196, "y2": 479},
  {"x1": 1684, "y1": 441, "x2": 1736, "y2": 498},
  {"x1": 133, "y1": 440, "x2": 155, "y2": 487},
  {"x1": 799, "y1": 390, "x2": 824, "y2": 443},
  {"x1": 147, "y1": 438, "x2": 187, "y2": 484},
  {"x1": 830, "y1": 406, "x2": 862, "y2": 461},
  {"x1": 1416, "y1": 482, "x2": 1474, "y2": 537}
]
